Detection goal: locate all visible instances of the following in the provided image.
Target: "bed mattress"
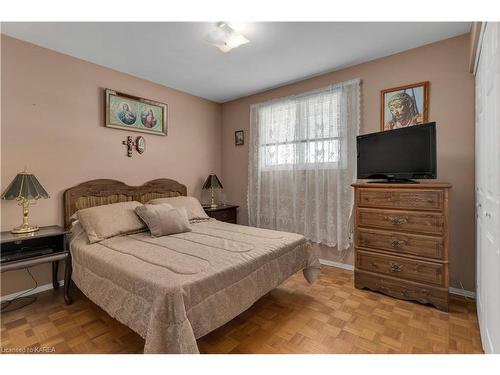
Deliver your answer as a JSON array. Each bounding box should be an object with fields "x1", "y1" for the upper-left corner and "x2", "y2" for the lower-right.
[{"x1": 69, "y1": 219, "x2": 320, "y2": 353}]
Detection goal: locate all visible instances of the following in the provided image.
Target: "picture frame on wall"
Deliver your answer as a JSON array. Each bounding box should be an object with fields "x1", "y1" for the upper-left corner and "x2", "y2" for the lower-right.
[
  {"x1": 105, "y1": 88, "x2": 167, "y2": 136},
  {"x1": 380, "y1": 81, "x2": 429, "y2": 131},
  {"x1": 235, "y1": 130, "x2": 244, "y2": 146}
]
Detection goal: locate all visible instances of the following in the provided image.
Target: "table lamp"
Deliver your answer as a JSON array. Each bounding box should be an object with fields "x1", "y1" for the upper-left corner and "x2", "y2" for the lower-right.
[
  {"x1": 202, "y1": 174, "x2": 223, "y2": 209},
  {"x1": 1, "y1": 171, "x2": 50, "y2": 234}
]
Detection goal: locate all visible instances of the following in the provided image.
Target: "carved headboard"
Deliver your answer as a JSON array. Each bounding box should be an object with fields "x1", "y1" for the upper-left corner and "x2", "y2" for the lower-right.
[{"x1": 63, "y1": 178, "x2": 187, "y2": 229}]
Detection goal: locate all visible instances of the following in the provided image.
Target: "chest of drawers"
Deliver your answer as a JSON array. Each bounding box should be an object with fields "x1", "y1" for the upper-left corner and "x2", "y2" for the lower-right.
[
  {"x1": 352, "y1": 182, "x2": 451, "y2": 311},
  {"x1": 203, "y1": 204, "x2": 238, "y2": 224}
]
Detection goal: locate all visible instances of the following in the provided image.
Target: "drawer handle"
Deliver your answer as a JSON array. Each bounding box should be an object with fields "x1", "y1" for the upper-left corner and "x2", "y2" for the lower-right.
[
  {"x1": 389, "y1": 262, "x2": 404, "y2": 273},
  {"x1": 390, "y1": 238, "x2": 407, "y2": 248},
  {"x1": 384, "y1": 215, "x2": 408, "y2": 226}
]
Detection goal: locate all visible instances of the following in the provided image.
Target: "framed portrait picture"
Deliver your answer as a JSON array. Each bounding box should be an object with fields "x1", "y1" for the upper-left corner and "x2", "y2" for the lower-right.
[
  {"x1": 380, "y1": 81, "x2": 429, "y2": 131},
  {"x1": 105, "y1": 89, "x2": 167, "y2": 136},
  {"x1": 235, "y1": 130, "x2": 244, "y2": 146}
]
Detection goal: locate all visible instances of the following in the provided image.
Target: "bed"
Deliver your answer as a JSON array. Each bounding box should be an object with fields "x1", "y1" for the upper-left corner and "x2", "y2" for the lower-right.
[{"x1": 64, "y1": 178, "x2": 321, "y2": 354}]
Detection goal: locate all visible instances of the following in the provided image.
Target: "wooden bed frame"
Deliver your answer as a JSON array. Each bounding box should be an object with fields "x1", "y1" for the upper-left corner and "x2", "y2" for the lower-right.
[{"x1": 63, "y1": 178, "x2": 187, "y2": 229}]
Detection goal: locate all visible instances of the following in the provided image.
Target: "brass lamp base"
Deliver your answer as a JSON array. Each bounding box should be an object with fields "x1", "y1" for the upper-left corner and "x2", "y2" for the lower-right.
[
  {"x1": 11, "y1": 224, "x2": 39, "y2": 234},
  {"x1": 210, "y1": 188, "x2": 217, "y2": 209},
  {"x1": 12, "y1": 197, "x2": 39, "y2": 234}
]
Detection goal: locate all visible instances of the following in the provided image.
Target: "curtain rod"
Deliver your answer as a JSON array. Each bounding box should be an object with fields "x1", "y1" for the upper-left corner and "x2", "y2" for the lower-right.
[{"x1": 250, "y1": 78, "x2": 361, "y2": 109}]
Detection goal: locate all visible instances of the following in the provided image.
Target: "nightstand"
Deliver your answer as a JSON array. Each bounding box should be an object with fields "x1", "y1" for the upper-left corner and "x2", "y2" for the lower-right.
[
  {"x1": 1, "y1": 225, "x2": 73, "y2": 305},
  {"x1": 203, "y1": 204, "x2": 239, "y2": 224}
]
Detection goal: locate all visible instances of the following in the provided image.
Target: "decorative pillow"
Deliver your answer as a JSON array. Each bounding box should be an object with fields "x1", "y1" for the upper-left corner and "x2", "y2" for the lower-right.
[
  {"x1": 76, "y1": 201, "x2": 146, "y2": 243},
  {"x1": 147, "y1": 196, "x2": 209, "y2": 221},
  {"x1": 135, "y1": 204, "x2": 192, "y2": 237}
]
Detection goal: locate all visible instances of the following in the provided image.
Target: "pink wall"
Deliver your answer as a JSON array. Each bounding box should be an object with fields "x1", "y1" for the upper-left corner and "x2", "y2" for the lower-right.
[
  {"x1": 221, "y1": 34, "x2": 476, "y2": 291},
  {"x1": 1, "y1": 35, "x2": 222, "y2": 295},
  {"x1": 1, "y1": 33, "x2": 476, "y2": 295}
]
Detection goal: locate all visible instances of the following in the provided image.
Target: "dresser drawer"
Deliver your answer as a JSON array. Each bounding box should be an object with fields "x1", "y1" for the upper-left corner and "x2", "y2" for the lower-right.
[
  {"x1": 354, "y1": 270, "x2": 449, "y2": 311},
  {"x1": 357, "y1": 208, "x2": 445, "y2": 235},
  {"x1": 356, "y1": 250, "x2": 446, "y2": 286},
  {"x1": 357, "y1": 189, "x2": 444, "y2": 211},
  {"x1": 206, "y1": 208, "x2": 237, "y2": 224},
  {"x1": 356, "y1": 227, "x2": 444, "y2": 259}
]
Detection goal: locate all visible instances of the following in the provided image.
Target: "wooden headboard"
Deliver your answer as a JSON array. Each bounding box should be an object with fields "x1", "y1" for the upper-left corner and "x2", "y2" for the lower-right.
[{"x1": 63, "y1": 178, "x2": 187, "y2": 229}]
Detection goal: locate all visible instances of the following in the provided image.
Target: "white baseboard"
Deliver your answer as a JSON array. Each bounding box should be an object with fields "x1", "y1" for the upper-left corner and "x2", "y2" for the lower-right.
[
  {"x1": 1, "y1": 280, "x2": 64, "y2": 302},
  {"x1": 448, "y1": 287, "x2": 476, "y2": 299},
  {"x1": 319, "y1": 258, "x2": 354, "y2": 271},
  {"x1": 319, "y1": 259, "x2": 476, "y2": 299}
]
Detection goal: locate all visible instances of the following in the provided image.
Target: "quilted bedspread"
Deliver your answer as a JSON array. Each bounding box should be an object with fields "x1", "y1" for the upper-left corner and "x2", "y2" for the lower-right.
[{"x1": 70, "y1": 219, "x2": 320, "y2": 353}]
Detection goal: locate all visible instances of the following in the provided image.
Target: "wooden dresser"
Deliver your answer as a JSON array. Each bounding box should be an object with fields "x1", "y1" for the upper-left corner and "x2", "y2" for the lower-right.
[
  {"x1": 203, "y1": 204, "x2": 239, "y2": 224},
  {"x1": 352, "y1": 182, "x2": 451, "y2": 311}
]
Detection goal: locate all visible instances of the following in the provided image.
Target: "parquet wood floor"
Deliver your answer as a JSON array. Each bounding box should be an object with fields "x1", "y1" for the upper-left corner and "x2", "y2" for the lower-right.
[{"x1": 0, "y1": 267, "x2": 483, "y2": 354}]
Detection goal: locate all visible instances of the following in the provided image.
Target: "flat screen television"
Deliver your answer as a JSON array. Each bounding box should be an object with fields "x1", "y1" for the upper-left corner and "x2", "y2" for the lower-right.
[{"x1": 357, "y1": 122, "x2": 436, "y2": 183}]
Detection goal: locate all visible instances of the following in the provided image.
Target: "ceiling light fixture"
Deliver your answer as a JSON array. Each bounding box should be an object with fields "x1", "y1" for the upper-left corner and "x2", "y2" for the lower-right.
[{"x1": 205, "y1": 22, "x2": 249, "y2": 53}]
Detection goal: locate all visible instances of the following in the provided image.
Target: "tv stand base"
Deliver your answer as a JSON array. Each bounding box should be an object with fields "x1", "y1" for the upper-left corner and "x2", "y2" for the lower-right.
[{"x1": 367, "y1": 178, "x2": 419, "y2": 184}]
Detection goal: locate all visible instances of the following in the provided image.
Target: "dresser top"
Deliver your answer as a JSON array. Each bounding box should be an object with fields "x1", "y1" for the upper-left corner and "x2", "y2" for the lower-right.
[
  {"x1": 352, "y1": 181, "x2": 452, "y2": 189},
  {"x1": 202, "y1": 204, "x2": 239, "y2": 212},
  {"x1": 1, "y1": 225, "x2": 68, "y2": 244}
]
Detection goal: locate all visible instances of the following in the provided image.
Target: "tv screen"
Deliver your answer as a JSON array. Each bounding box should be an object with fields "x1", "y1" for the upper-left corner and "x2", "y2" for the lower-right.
[{"x1": 357, "y1": 122, "x2": 436, "y2": 181}]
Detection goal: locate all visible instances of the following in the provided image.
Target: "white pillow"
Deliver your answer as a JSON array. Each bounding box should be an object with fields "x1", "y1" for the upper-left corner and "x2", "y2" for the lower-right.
[
  {"x1": 76, "y1": 201, "x2": 146, "y2": 243},
  {"x1": 147, "y1": 196, "x2": 209, "y2": 221}
]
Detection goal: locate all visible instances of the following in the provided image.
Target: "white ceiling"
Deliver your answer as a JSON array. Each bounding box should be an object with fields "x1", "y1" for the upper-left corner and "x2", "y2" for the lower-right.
[{"x1": 2, "y1": 22, "x2": 470, "y2": 103}]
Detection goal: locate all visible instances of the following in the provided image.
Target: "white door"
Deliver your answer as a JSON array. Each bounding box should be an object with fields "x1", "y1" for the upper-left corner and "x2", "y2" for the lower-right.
[{"x1": 475, "y1": 21, "x2": 500, "y2": 354}]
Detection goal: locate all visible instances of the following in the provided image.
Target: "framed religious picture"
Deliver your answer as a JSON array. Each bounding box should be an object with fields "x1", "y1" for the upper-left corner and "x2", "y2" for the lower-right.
[
  {"x1": 380, "y1": 81, "x2": 429, "y2": 131},
  {"x1": 235, "y1": 130, "x2": 244, "y2": 146},
  {"x1": 105, "y1": 89, "x2": 167, "y2": 136}
]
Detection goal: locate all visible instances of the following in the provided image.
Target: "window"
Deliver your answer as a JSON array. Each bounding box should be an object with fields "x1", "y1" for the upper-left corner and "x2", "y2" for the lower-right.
[
  {"x1": 256, "y1": 90, "x2": 341, "y2": 170},
  {"x1": 248, "y1": 79, "x2": 360, "y2": 248}
]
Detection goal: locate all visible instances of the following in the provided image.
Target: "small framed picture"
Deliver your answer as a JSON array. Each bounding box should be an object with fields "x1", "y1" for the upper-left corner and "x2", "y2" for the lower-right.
[
  {"x1": 235, "y1": 130, "x2": 244, "y2": 146},
  {"x1": 135, "y1": 136, "x2": 146, "y2": 154},
  {"x1": 380, "y1": 81, "x2": 429, "y2": 131}
]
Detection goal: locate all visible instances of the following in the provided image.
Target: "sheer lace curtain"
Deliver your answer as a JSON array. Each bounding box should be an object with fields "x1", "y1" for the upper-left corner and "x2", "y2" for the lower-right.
[{"x1": 248, "y1": 79, "x2": 360, "y2": 250}]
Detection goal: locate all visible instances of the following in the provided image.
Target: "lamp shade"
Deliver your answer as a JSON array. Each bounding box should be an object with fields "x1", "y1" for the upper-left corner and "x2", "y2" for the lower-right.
[
  {"x1": 202, "y1": 174, "x2": 223, "y2": 190},
  {"x1": 1, "y1": 172, "x2": 50, "y2": 200}
]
